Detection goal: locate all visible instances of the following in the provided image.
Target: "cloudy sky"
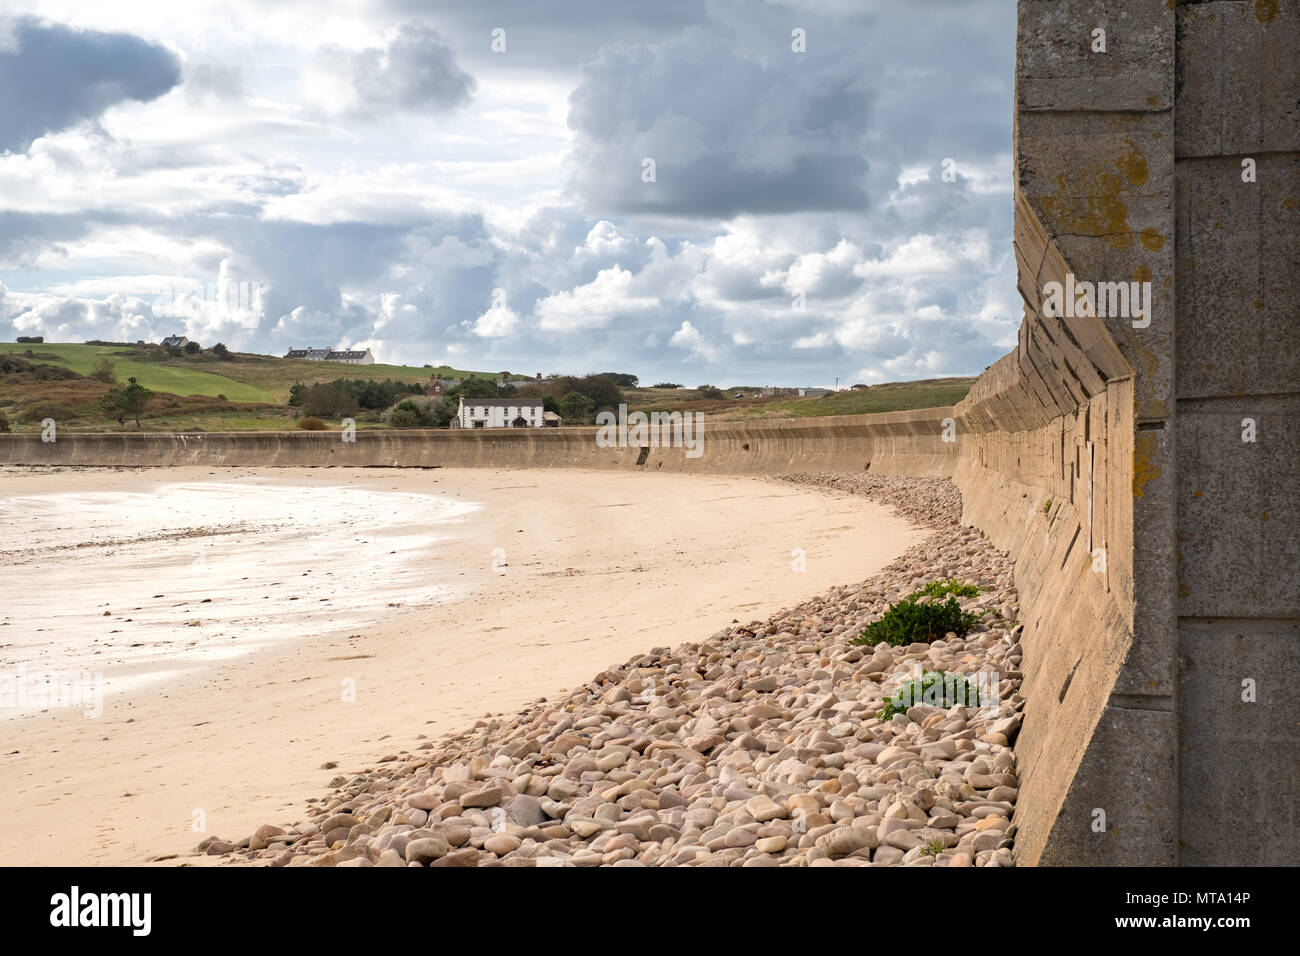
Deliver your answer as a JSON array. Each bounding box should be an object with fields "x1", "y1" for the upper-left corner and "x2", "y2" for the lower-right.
[{"x1": 0, "y1": 0, "x2": 1018, "y2": 387}]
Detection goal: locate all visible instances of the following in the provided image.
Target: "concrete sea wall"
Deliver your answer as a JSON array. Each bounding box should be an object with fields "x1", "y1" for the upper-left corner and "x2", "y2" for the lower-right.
[{"x1": 0, "y1": 408, "x2": 957, "y2": 476}]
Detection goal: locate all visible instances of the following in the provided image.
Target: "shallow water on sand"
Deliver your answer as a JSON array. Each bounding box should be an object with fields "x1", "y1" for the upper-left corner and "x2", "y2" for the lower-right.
[{"x1": 0, "y1": 479, "x2": 477, "y2": 711}]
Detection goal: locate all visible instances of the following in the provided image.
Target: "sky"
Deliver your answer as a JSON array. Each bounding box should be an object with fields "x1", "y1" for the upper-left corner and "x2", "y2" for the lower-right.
[{"x1": 0, "y1": 0, "x2": 1019, "y2": 388}]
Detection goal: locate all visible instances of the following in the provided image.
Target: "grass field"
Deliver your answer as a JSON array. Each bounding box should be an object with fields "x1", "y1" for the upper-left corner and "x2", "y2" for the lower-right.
[
  {"x1": 0, "y1": 343, "x2": 491, "y2": 405},
  {"x1": 626, "y1": 377, "x2": 975, "y2": 421},
  {"x1": 0, "y1": 343, "x2": 273, "y2": 402}
]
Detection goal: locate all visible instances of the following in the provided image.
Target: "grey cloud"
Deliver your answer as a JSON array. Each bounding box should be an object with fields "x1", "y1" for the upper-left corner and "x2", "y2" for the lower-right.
[
  {"x1": 381, "y1": 0, "x2": 708, "y2": 73},
  {"x1": 314, "y1": 23, "x2": 475, "y2": 116},
  {"x1": 567, "y1": 33, "x2": 872, "y2": 218},
  {"x1": 0, "y1": 18, "x2": 181, "y2": 153}
]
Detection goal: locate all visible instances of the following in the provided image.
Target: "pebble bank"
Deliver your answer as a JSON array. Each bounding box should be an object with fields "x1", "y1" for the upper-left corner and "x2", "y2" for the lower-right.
[{"x1": 205, "y1": 474, "x2": 1024, "y2": 867}]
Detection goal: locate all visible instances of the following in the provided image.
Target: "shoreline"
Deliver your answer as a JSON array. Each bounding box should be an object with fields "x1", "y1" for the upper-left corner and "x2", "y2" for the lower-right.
[{"x1": 0, "y1": 466, "x2": 922, "y2": 865}]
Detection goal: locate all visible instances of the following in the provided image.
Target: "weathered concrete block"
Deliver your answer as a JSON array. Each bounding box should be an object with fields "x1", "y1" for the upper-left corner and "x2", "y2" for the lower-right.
[
  {"x1": 1176, "y1": 408, "x2": 1300, "y2": 619},
  {"x1": 1176, "y1": 1, "x2": 1300, "y2": 157},
  {"x1": 1033, "y1": 703, "x2": 1178, "y2": 866},
  {"x1": 1017, "y1": 0, "x2": 1174, "y2": 112},
  {"x1": 1178, "y1": 618, "x2": 1300, "y2": 865},
  {"x1": 1174, "y1": 154, "x2": 1300, "y2": 399}
]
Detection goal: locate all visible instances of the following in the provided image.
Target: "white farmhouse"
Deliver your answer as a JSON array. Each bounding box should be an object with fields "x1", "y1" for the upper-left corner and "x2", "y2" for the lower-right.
[{"x1": 456, "y1": 397, "x2": 544, "y2": 428}]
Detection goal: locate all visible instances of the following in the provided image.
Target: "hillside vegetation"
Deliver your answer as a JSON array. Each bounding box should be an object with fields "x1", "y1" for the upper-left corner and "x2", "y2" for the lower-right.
[
  {"x1": 0, "y1": 342, "x2": 487, "y2": 405},
  {"x1": 0, "y1": 341, "x2": 975, "y2": 433},
  {"x1": 626, "y1": 378, "x2": 975, "y2": 421}
]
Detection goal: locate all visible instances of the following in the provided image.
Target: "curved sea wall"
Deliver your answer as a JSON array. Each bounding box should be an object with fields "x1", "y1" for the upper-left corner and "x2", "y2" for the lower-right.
[{"x1": 0, "y1": 407, "x2": 959, "y2": 476}]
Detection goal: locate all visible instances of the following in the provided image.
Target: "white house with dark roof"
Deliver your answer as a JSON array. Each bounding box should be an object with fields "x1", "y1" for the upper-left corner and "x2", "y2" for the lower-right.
[
  {"x1": 160, "y1": 334, "x2": 189, "y2": 348},
  {"x1": 456, "y1": 397, "x2": 544, "y2": 428}
]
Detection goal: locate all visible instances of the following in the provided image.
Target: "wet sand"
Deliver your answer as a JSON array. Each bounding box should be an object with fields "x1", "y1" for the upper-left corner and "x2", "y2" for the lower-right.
[{"x1": 0, "y1": 466, "x2": 922, "y2": 865}]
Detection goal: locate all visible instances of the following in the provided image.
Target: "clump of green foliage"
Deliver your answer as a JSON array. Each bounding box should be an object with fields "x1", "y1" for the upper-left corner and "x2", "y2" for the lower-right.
[
  {"x1": 921, "y1": 839, "x2": 947, "y2": 857},
  {"x1": 913, "y1": 578, "x2": 980, "y2": 601},
  {"x1": 852, "y1": 579, "x2": 982, "y2": 648},
  {"x1": 877, "y1": 670, "x2": 982, "y2": 720},
  {"x1": 1042, "y1": 499, "x2": 1052, "y2": 514},
  {"x1": 853, "y1": 595, "x2": 980, "y2": 647},
  {"x1": 296, "y1": 416, "x2": 327, "y2": 430}
]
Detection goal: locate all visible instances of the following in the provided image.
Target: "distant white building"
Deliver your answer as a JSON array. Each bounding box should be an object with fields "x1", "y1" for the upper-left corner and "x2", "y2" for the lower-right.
[
  {"x1": 456, "y1": 397, "x2": 544, "y2": 428},
  {"x1": 284, "y1": 346, "x2": 375, "y2": 365},
  {"x1": 160, "y1": 335, "x2": 189, "y2": 348}
]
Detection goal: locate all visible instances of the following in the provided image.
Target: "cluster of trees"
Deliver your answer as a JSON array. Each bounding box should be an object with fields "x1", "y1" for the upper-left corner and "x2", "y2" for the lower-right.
[
  {"x1": 384, "y1": 395, "x2": 453, "y2": 428},
  {"x1": 288, "y1": 378, "x2": 426, "y2": 416},
  {"x1": 509, "y1": 373, "x2": 631, "y2": 425},
  {"x1": 99, "y1": 376, "x2": 153, "y2": 427},
  {"x1": 15, "y1": 336, "x2": 43, "y2": 343}
]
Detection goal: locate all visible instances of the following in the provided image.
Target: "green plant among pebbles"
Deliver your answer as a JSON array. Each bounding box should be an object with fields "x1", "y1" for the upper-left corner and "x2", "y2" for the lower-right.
[{"x1": 877, "y1": 670, "x2": 984, "y2": 720}]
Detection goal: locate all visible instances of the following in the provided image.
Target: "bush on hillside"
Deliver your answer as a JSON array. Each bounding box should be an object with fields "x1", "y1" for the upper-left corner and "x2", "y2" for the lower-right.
[
  {"x1": 297, "y1": 416, "x2": 327, "y2": 430},
  {"x1": 90, "y1": 357, "x2": 117, "y2": 383},
  {"x1": 21, "y1": 400, "x2": 73, "y2": 423}
]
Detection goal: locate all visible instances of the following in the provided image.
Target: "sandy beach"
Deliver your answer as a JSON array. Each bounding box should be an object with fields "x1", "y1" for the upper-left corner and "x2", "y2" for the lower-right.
[{"x1": 0, "y1": 466, "x2": 921, "y2": 865}]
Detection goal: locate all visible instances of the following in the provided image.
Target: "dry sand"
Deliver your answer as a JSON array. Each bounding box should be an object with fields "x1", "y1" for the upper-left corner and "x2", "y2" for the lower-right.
[{"x1": 0, "y1": 466, "x2": 921, "y2": 865}]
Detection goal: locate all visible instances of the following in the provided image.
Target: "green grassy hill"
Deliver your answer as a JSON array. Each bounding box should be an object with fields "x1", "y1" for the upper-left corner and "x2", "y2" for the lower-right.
[
  {"x1": 0, "y1": 343, "x2": 273, "y2": 402},
  {"x1": 0, "y1": 342, "x2": 493, "y2": 405},
  {"x1": 627, "y1": 377, "x2": 976, "y2": 421}
]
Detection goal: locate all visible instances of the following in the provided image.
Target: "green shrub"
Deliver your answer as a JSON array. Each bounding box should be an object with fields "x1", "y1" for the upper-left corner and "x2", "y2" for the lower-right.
[
  {"x1": 388, "y1": 406, "x2": 421, "y2": 427},
  {"x1": 382, "y1": 395, "x2": 450, "y2": 428},
  {"x1": 852, "y1": 595, "x2": 980, "y2": 648},
  {"x1": 877, "y1": 670, "x2": 983, "y2": 720},
  {"x1": 0, "y1": 411, "x2": 10, "y2": 432},
  {"x1": 90, "y1": 357, "x2": 117, "y2": 383},
  {"x1": 297, "y1": 416, "x2": 327, "y2": 430},
  {"x1": 912, "y1": 578, "x2": 980, "y2": 601}
]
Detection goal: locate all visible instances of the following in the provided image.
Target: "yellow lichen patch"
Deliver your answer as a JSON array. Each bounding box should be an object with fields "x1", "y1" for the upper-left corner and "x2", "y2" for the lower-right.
[
  {"x1": 1133, "y1": 432, "x2": 1162, "y2": 499},
  {"x1": 1146, "y1": 93, "x2": 1160, "y2": 108},
  {"x1": 1254, "y1": 299, "x2": 1263, "y2": 309},
  {"x1": 1115, "y1": 138, "x2": 1150, "y2": 187},
  {"x1": 1132, "y1": 265, "x2": 1152, "y2": 283},
  {"x1": 1139, "y1": 228, "x2": 1166, "y2": 251},
  {"x1": 1284, "y1": 197, "x2": 1298, "y2": 210},
  {"x1": 1255, "y1": 0, "x2": 1278, "y2": 23},
  {"x1": 1178, "y1": 581, "x2": 1190, "y2": 599},
  {"x1": 1194, "y1": 490, "x2": 1202, "y2": 498},
  {"x1": 1037, "y1": 140, "x2": 1149, "y2": 251}
]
